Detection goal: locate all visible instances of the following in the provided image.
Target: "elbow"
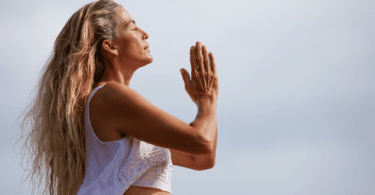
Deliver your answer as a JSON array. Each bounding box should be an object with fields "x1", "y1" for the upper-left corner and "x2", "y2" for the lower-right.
[
  {"x1": 206, "y1": 157, "x2": 216, "y2": 169},
  {"x1": 195, "y1": 159, "x2": 215, "y2": 171},
  {"x1": 205, "y1": 159, "x2": 216, "y2": 170}
]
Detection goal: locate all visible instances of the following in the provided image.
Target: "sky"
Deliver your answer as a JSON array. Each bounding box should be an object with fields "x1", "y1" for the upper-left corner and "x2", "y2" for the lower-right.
[{"x1": 1, "y1": 0, "x2": 374, "y2": 194}]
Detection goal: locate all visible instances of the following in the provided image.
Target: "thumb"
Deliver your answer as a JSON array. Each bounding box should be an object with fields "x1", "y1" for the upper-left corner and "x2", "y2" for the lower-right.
[{"x1": 180, "y1": 69, "x2": 190, "y2": 86}]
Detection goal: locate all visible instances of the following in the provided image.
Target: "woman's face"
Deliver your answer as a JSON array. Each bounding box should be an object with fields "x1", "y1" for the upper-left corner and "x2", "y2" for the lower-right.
[{"x1": 113, "y1": 7, "x2": 152, "y2": 68}]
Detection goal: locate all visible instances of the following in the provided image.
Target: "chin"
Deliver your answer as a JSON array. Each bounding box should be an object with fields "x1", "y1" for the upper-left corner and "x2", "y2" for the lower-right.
[
  {"x1": 139, "y1": 57, "x2": 153, "y2": 67},
  {"x1": 145, "y1": 56, "x2": 153, "y2": 64}
]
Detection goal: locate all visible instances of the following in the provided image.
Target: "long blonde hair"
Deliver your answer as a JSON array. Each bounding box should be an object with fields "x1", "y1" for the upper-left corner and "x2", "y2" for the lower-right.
[{"x1": 14, "y1": 0, "x2": 122, "y2": 194}]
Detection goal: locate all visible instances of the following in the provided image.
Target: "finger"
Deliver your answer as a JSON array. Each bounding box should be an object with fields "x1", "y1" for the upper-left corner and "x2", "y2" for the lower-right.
[
  {"x1": 190, "y1": 46, "x2": 197, "y2": 76},
  {"x1": 209, "y1": 52, "x2": 217, "y2": 75},
  {"x1": 209, "y1": 74, "x2": 214, "y2": 88},
  {"x1": 202, "y1": 45, "x2": 210, "y2": 72},
  {"x1": 195, "y1": 41, "x2": 206, "y2": 89},
  {"x1": 195, "y1": 41, "x2": 204, "y2": 75},
  {"x1": 180, "y1": 68, "x2": 190, "y2": 87},
  {"x1": 202, "y1": 45, "x2": 211, "y2": 83}
]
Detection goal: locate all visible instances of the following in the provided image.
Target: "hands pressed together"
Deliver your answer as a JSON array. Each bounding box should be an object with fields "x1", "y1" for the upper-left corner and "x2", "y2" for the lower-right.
[{"x1": 180, "y1": 41, "x2": 219, "y2": 106}]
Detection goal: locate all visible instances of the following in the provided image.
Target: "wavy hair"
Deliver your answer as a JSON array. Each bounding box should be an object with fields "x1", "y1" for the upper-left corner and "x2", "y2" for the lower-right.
[{"x1": 14, "y1": 0, "x2": 123, "y2": 194}]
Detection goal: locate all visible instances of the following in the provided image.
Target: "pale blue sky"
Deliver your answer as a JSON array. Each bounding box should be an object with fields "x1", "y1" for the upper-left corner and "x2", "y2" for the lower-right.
[{"x1": 1, "y1": 0, "x2": 374, "y2": 194}]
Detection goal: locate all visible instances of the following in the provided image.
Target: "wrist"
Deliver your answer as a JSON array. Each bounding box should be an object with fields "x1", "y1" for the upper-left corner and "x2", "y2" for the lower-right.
[{"x1": 197, "y1": 95, "x2": 217, "y2": 108}]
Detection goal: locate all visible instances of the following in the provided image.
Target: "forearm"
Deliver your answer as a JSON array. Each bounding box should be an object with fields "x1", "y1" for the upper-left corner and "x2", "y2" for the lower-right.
[
  {"x1": 191, "y1": 124, "x2": 217, "y2": 169},
  {"x1": 190, "y1": 95, "x2": 217, "y2": 145},
  {"x1": 188, "y1": 95, "x2": 217, "y2": 169}
]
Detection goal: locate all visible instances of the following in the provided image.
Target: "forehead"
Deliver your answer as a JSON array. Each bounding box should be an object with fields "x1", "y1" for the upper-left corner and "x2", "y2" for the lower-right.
[{"x1": 118, "y1": 8, "x2": 133, "y2": 25}]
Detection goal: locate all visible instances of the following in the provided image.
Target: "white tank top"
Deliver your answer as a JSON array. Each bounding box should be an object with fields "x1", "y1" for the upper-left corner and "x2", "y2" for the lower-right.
[{"x1": 77, "y1": 85, "x2": 173, "y2": 195}]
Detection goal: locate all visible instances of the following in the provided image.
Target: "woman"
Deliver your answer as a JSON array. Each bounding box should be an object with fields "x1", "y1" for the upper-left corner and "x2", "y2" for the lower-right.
[{"x1": 16, "y1": 0, "x2": 219, "y2": 194}]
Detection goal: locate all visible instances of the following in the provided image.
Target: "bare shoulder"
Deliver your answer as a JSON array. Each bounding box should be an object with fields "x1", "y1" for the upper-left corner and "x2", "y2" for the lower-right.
[
  {"x1": 90, "y1": 82, "x2": 142, "y2": 119},
  {"x1": 89, "y1": 83, "x2": 133, "y2": 141},
  {"x1": 97, "y1": 82, "x2": 154, "y2": 120},
  {"x1": 94, "y1": 82, "x2": 134, "y2": 106}
]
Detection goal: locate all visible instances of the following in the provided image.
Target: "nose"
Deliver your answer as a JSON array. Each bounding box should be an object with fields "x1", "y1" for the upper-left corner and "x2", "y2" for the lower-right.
[
  {"x1": 143, "y1": 31, "x2": 149, "y2": 40},
  {"x1": 141, "y1": 28, "x2": 149, "y2": 40}
]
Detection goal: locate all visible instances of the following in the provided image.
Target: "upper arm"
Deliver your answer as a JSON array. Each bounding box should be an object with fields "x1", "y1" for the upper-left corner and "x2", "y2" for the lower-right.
[
  {"x1": 96, "y1": 83, "x2": 210, "y2": 155},
  {"x1": 170, "y1": 149, "x2": 214, "y2": 171},
  {"x1": 170, "y1": 148, "x2": 195, "y2": 169}
]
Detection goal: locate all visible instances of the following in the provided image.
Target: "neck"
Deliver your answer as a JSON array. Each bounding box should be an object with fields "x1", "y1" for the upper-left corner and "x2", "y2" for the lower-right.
[{"x1": 99, "y1": 58, "x2": 137, "y2": 87}]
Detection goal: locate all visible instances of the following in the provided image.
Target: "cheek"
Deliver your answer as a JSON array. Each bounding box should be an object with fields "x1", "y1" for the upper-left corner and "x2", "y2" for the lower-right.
[
  {"x1": 117, "y1": 34, "x2": 144, "y2": 58},
  {"x1": 121, "y1": 38, "x2": 140, "y2": 53},
  {"x1": 118, "y1": 44, "x2": 143, "y2": 62}
]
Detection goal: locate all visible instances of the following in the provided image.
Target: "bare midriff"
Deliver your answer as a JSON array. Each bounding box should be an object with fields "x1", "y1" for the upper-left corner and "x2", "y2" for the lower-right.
[{"x1": 123, "y1": 186, "x2": 171, "y2": 195}]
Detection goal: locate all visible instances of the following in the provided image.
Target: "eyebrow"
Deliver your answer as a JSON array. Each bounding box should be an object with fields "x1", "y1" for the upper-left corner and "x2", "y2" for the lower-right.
[{"x1": 125, "y1": 20, "x2": 136, "y2": 28}]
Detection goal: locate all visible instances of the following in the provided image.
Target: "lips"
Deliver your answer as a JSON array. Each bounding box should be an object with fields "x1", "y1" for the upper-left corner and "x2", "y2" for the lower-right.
[{"x1": 144, "y1": 45, "x2": 149, "y2": 49}]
